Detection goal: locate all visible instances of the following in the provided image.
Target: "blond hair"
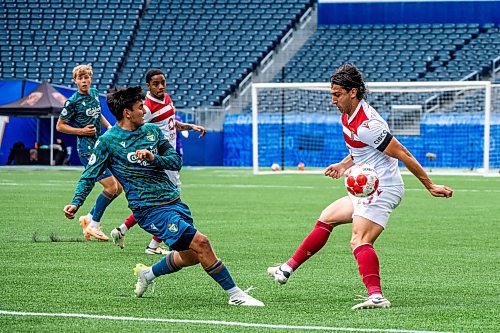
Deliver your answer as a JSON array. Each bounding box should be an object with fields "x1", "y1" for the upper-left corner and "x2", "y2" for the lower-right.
[{"x1": 72, "y1": 64, "x2": 93, "y2": 79}]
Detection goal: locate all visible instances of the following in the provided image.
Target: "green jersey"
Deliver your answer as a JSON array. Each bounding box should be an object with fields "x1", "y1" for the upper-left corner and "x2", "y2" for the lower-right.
[
  {"x1": 70, "y1": 123, "x2": 182, "y2": 210},
  {"x1": 59, "y1": 87, "x2": 102, "y2": 157}
]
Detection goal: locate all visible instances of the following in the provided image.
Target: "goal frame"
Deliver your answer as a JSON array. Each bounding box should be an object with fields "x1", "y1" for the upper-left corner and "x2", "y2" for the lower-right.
[{"x1": 252, "y1": 81, "x2": 492, "y2": 175}]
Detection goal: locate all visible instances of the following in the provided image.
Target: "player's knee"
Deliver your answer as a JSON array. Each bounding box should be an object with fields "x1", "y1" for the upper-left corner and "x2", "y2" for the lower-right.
[
  {"x1": 191, "y1": 233, "x2": 212, "y2": 253},
  {"x1": 104, "y1": 183, "x2": 122, "y2": 197},
  {"x1": 114, "y1": 183, "x2": 123, "y2": 196}
]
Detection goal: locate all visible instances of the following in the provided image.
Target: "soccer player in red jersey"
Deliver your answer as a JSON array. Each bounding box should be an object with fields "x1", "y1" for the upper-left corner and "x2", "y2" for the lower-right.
[
  {"x1": 268, "y1": 63, "x2": 453, "y2": 309},
  {"x1": 110, "y1": 69, "x2": 206, "y2": 254}
]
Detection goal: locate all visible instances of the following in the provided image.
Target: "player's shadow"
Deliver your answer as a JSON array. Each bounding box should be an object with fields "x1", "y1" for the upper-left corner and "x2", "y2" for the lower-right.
[{"x1": 31, "y1": 232, "x2": 86, "y2": 243}]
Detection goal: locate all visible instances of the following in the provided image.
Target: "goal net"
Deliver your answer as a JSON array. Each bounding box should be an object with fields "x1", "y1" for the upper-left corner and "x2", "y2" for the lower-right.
[{"x1": 252, "y1": 81, "x2": 497, "y2": 175}]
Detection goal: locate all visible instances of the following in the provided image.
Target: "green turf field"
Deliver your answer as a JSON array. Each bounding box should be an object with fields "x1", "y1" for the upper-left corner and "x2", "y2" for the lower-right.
[{"x1": 0, "y1": 167, "x2": 499, "y2": 333}]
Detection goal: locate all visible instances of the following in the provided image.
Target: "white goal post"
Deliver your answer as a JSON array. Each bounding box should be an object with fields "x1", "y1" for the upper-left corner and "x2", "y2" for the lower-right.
[{"x1": 252, "y1": 81, "x2": 496, "y2": 175}]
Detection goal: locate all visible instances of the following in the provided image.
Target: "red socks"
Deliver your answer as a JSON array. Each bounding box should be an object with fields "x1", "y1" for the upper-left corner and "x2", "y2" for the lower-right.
[
  {"x1": 353, "y1": 243, "x2": 382, "y2": 296},
  {"x1": 124, "y1": 213, "x2": 137, "y2": 229},
  {"x1": 286, "y1": 220, "x2": 334, "y2": 270}
]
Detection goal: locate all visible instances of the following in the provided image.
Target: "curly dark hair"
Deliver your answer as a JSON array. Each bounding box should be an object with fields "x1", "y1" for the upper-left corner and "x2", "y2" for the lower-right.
[
  {"x1": 145, "y1": 68, "x2": 165, "y2": 83},
  {"x1": 330, "y1": 63, "x2": 368, "y2": 100},
  {"x1": 106, "y1": 86, "x2": 145, "y2": 121}
]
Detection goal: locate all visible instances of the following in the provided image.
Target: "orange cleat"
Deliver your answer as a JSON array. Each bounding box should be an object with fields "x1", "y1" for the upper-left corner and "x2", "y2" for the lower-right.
[
  {"x1": 78, "y1": 216, "x2": 91, "y2": 241},
  {"x1": 85, "y1": 226, "x2": 109, "y2": 241}
]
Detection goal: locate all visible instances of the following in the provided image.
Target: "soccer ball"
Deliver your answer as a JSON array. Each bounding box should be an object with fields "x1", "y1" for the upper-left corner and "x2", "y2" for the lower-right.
[
  {"x1": 297, "y1": 162, "x2": 305, "y2": 171},
  {"x1": 271, "y1": 163, "x2": 281, "y2": 171},
  {"x1": 345, "y1": 163, "x2": 379, "y2": 197}
]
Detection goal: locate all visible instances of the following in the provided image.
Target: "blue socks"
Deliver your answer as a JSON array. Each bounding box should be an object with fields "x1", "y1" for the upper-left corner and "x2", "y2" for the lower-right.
[
  {"x1": 149, "y1": 255, "x2": 236, "y2": 293},
  {"x1": 204, "y1": 260, "x2": 236, "y2": 291},
  {"x1": 90, "y1": 191, "x2": 115, "y2": 222},
  {"x1": 152, "y1": 252, "x2": 182, "y2": 276}
]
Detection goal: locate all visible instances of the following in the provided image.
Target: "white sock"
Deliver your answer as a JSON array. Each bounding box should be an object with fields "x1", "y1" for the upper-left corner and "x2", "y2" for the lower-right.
[
  {"x1": 226, "y1": 286, "x2": 243, "y2": 298},
  {"x1": 148, "y1": 238, "x2": 161, "y2": 249},
  {"x1": 87, "y1": 213, "x2": 93, "y2": 221},
  {"x1": 119, "y1": 224, "x2": 128, "y2": 235},
  {"x1": 89, "y1": 220, "x2": 100, "y2": 229},
  {"x1": 370, "y1": 293, "x2": 383, "y2": 299},
  {"x1": 144, "y1": 267, "x2": 156, "y2": 282},
  {"x1": 280, "y1": 263, "x2": 293, "y2": 274}
]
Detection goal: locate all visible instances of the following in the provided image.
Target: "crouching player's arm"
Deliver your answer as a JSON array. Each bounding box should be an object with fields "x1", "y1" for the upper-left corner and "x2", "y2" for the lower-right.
[
  {"x1": 63, "y1": 141, "x2": 111, "y2": 219},
  {"x1": 136, "y1": 139, "x2": 181, "y2": 171}
]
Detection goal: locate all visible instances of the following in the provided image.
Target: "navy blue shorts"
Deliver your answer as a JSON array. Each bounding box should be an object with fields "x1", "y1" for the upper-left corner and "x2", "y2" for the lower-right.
[
  {"x1": 79, "y1": 154, "x2": 113, "y2": 182},
  {"x1": 133, "y1": 199, "x2": 197, "y2": 251}
]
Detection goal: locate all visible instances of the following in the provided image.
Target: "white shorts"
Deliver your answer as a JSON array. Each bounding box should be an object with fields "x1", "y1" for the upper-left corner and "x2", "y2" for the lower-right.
[
  {"x1": 165, "y1": 170, "x2": 181, "y2": 188},
  {"x1": 350, "y1": 185, "x2": 404, "y2": 229}
]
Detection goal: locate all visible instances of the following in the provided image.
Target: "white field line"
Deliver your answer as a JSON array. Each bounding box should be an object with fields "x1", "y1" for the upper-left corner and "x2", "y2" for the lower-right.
[
  {"x1": 0, "y1": 182, "x2": 499, "y2": 193},
  {"x1": 0, "y1": 310, "x2": 452, "y2": 333}
]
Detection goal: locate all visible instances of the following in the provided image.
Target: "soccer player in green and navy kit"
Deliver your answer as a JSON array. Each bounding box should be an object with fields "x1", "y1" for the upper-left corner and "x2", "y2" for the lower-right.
[
  {"x1": 56, "y1": 64, "x2": 122, "y2": 241},
  {"x1": 63, "y1": 86, "x2": 264, "y2": 307}
]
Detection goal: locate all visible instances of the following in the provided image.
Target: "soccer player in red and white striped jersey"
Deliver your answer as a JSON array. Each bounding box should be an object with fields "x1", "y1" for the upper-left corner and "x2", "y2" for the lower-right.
[
  {"x1": 111, "y1": 69, "x2": 206, "y2": 254},
  {"x1": 268, "y1": 63, "x2": 453, "y2": 309}
]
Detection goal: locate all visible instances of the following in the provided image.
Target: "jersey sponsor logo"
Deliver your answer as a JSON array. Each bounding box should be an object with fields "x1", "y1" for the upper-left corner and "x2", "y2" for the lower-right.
[
  {"x1": 86, "y1": 106, "x2": 101, "y2": 118},
  {"x1": 373, "y1": 130, "x2": 388, "y2": 145},
  {"x1": 167, "y1": 223, "x2": 178, "y2": 233},
  {"x1": 88, "y1": 153, "x2": 97, "y2": 166},
  {"x1": 127, "y1": 151, "x2": 152, "y2": 166}
]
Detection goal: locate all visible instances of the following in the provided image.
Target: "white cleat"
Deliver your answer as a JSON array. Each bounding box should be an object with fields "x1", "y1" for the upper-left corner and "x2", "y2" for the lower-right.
[
  {"x1": 267, "y1": 264, "x2": 291, "y2": 285},
  {"x1": 110, "y1": 228, "x2": 125, "y2": 249},
  {"x1": 145, "y1": 246, "x2": 169, "y2": 255},
  {"x1": 228, "y1": 292, "x2": 265, "y2": 307},
  {"x1": 133, "y1": 264, "x2": 154, "y2": 298},
  {"x1": 351, "y1": 295, "x2": 391, "y2": 310}
]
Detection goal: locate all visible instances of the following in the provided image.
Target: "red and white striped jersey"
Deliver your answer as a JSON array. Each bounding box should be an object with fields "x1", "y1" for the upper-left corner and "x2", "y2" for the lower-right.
[
  {"x1": 143, "y1": 92, "x2": 176, "y2": 148},
  {"x1": 341, "y1": 100, "x2": 403, "y2": 187}
]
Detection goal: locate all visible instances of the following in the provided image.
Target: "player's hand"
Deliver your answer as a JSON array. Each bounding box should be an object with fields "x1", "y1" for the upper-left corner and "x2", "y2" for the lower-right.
[
  {"x1": 135, "y1": 149, "x2": 154, "y2": 162},
  {"x1": 324, "y1": 163, "x2": 346, "y2": 179},
  {"x1": 64, "y1": 205, "x2": 78, "y2": 219},
  {"x1": 80, "y1": 124, "x2": 96, "y2": 136},
  {"x1": 191, "y1": 124, "x2": 206, "y2": 138},
  {"x1": 428, "y1": 184, "x2": 453, "y2": 198}
]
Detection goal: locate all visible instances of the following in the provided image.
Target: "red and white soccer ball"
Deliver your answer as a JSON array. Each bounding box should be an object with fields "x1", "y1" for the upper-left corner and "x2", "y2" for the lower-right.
[
  {"x1": 271, "y1": 163, "x2": 281, "y2": 171},
  {"x1": 345, "y1": 163, "x2": 379, "y2": 197}
]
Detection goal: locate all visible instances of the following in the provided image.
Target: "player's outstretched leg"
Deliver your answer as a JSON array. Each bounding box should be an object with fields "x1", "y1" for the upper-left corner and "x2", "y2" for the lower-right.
[
  {"x1": 133, "y1": 249, "x2": 198, "y2": 297},
  {"x1": 268, "y1": 220, "x2": 334, "y2": 284},
  {"x1": 189, "y1": 231, "x2": 264, "y2": 306}
]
